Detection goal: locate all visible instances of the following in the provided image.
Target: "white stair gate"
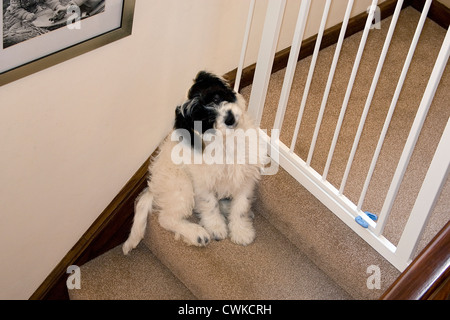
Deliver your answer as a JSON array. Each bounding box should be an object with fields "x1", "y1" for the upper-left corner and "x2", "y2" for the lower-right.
[{"x1": 237, "y1": 0, "x2": 450, "y2": 272}]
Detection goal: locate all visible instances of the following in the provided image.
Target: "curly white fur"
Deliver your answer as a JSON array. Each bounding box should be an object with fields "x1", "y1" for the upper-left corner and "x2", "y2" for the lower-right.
[{"x1": 123, "y1": 73, "x2": 263, "y2": 254}]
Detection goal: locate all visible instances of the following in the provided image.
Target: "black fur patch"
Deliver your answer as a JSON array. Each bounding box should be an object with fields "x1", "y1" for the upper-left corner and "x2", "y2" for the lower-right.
[
  {"x1": 188, "y1": 71, "x2": 237, "y2": 105},
  {"x1": 173, "y1": 71, "x2": 237, "y2": 149},
  {"x1": 174, "y1": 102, "x2": 206, "y2": 150}
]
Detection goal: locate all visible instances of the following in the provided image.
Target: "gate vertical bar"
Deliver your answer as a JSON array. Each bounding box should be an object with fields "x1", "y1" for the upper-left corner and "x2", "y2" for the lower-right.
[
  {"x1": 357, "y1": 0, "x2": 432, "y2": 210},
  {"x1": 339, "y1": 0, "x2": 405, "y2": 195},
  {"x1": 303, "y1": 0, "x2": 333, "y2": 166},
  {"x1": 291, "y1": 0, "x2": 355, "y2": 155},
  {"x1": 375, "y1": 24, "x2": 450, "y2": 237},
  {"x1": 396, "y1": 117, "x2": 450, "y2": 264},
  {"x1": 247, "y1": 0, "x2": 287, "y2": 126},
  {"x1": 322, "y1": 0, "x2": 378, "y2": 182},
  {"x1": 234, "y1": 0, "x2": 256, "y2": 93},
  {"x1": 273, "y1": 0, "x2": 311, "y2": 133}
]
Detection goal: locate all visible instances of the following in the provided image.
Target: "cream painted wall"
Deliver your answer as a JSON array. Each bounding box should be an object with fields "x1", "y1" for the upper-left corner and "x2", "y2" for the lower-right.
[
  {"x1": 244, "y1": 0, "x2": 387, "y2": 67},
  {"x1": 0, "y1": 0, "x2": 380, "y2": 299}
]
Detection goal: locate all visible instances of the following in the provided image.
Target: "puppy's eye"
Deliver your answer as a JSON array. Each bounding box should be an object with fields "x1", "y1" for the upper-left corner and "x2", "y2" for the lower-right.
[{"x1": 212, "y1": 95, "x2": 221, "y2": 104}]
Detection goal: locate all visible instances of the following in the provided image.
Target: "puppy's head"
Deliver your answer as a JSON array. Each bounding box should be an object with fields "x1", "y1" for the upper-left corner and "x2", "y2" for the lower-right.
[{"x1": 174, "y1": 71, "x2": 246, "y2": 141}]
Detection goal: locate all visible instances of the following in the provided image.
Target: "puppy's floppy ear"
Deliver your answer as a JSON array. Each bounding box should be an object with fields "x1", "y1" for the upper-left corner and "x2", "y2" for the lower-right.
[
  {"x1": 188, "y1": 72, "x2": 209, "y2": 99},
  {"x1": 174, "y1": 102, "x2": 192, "y2": 132},
  {"x1": 193, "y1": 70, "x2": 213, "y2": 83},
  {"x1": 173, "y1": 100, "x2": 203, "y2": 150},
  {"x1": 189, "y1": 71, "x2": 236, "y2": 103}
]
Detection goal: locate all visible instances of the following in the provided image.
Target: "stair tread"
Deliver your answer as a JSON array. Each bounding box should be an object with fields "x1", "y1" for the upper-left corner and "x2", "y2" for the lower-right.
[
  {"x1": 238, "y1": 7, "x2": 450, "y2": 299},
  {"x1": 254, "y1": 167, "x2": 401, "y2": 299},
  {"x1": 69, "y1": 244, "x2": 196, "y2": 300},
  {"x1": 144, "y1": 213, "x2": 351, "y2": 300}
]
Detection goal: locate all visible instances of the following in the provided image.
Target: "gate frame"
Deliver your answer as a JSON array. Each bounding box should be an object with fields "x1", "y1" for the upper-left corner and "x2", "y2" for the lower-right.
[{"x1": 245, "y1": 0, "x2": 450, "y2": 272}]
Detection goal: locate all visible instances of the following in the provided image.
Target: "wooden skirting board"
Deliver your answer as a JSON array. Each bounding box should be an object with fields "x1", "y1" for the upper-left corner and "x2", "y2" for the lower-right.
[
  {"x1": 30, "y1": 0, "x2": 449, "y2": 300},
  {"x1": 30, "y1": 155, "x2": 152, "y2": 300}
]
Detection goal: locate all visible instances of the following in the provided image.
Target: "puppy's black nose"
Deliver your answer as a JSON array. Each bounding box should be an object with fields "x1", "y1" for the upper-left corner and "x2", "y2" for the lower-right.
[{"x1": 225, "y1": 110, "x2": 236, "y2": 127}]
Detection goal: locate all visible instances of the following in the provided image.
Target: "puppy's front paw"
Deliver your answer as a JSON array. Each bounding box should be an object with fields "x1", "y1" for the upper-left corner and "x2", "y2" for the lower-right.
[
  {"x1": 178, "y1": 224, "x2": 211, "y2": 247},
  {"x1": 229, "y1": 220, "x2": 255, "y2": 246},
  {"x1": 201, "y1": 214, "x2": 228, "y2": 241},
  {"x1": 208, "y1": 222, "x2": 228, "y2": 241}
]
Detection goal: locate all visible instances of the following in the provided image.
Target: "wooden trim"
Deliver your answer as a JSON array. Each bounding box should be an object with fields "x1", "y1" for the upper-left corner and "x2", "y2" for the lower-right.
[
  {"x1": 30, "y1": 0, "x2": 449, "y2": 300},
  {"x1": 29, "y1": 154, "x2": 153, "y2": 300},
  {"x1": 427, "y1": 274, "x2": 450, "y2": 300},
  {"x1": 29, "y1": 0, "x2": 406, "y2": 300},
  {"x1": 410, "y1": 0, "x2": 450, "y2": 29},
  {"x1": 0, "y1": 0, "x2": 136, "y2": 87},
  {"x1": 380, "y1": 221, "x2": 450, "y2": 300},
  {"x1": 224, "y1": 0, "x2": 407, "y2": 91}
]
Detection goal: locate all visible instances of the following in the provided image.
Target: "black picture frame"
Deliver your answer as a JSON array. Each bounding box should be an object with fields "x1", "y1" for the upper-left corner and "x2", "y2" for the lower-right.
[{"x1": 0, "y1": 0, "x2": 135, "y2": 86}]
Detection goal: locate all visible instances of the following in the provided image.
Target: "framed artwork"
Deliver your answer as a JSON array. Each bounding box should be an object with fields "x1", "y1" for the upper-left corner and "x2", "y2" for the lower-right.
[{"x1": 0, "y1": 0, "x2": 135, "y2": 86}]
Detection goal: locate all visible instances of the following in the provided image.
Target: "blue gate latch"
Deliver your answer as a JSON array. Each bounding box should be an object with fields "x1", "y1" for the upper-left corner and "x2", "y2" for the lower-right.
[{"x1": 355, "y1": 211, "x2": 378, "y2": 228}]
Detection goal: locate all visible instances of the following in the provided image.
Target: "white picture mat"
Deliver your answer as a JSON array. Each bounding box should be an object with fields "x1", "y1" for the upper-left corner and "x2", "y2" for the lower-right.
[{"x1": 0, "y1": 0, "x2": 123, "y2": 74}]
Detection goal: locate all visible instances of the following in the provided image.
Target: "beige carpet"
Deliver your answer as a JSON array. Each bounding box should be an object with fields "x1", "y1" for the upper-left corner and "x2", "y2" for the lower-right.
[
  {"x1": 143, "y1": 211, "x2": 351, "y2": 300},
  {"x1": 241, "y1": 6, "x2": 449, "y2": 254},
  {"x1": 253, "y1": 167, "x2": 400, "y2": 299},
  {"x1": 70, "y1": 243, "x2": 196, "y2": 300},
  {"x1": 70, "y1": 6, "x2": 449, "y2": 301},
  {"x1": 71, "y1": 203, "x2": 352, "y2": 300}
]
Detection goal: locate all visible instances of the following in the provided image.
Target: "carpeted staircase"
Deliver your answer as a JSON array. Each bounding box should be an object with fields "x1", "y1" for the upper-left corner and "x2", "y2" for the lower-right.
[{"x1": 69, "y1": 7, "x2": 449, "y2": 300}]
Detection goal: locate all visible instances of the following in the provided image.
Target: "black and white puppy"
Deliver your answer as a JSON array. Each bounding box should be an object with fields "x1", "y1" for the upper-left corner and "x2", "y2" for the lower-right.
[{"x1": 123, "y1": 71, "x2": 262, "y2": 253}]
